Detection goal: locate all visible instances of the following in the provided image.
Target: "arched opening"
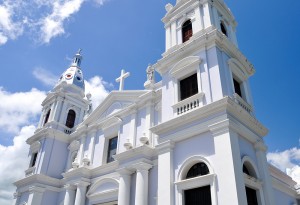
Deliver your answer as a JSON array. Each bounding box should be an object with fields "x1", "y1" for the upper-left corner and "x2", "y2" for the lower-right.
[
  {"x1": 44, "y1": 109, "x2": 51, "y2": 125},
  {"x1": 184, "y1": 162, "x2": 212, "y2": 205},
  {"x1": 186, "y1": 162, "x2": 210, "y2": 179},
  {"x1": 182, "y1": 20, "x2": 193, "y2": 43},
  {"x1": 243, "y1": 162, "x2": 259, "y2": 205},
  {"x1": 65, "y1": 110, "x2": 76, "y2": 128},
  {"x1": 220, "y1": 22, "x2": 228, "y2": 37}
]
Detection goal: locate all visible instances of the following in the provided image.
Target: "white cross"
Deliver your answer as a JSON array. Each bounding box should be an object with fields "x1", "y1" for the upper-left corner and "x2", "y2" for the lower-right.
[{"x1": 116, "y1": 69, "x2": 130, "y2": 91}]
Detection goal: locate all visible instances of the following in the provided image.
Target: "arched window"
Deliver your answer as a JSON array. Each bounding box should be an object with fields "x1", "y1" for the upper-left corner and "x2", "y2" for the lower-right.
[
  {"x1": 66, "y1": 110, "x2": 76, "y2": 128},
  {"x1": 186, "y1": 162, "x2": 209, "y2": 179},
  {"x1": 182, "y1": 20, "x2": 193, "y2": 43},
  {"x1": 220, "y1": 22, "x2": 228, "y2": 37},
  {"x1": 44, "y1": 109, "x2": 51, "y2": 125},
  {"x1": 184, "y1": 162, "x2": 212, "y2": 205},
  {"x1": 243, "y1": 162, "x2": 259, "y2": 205}
]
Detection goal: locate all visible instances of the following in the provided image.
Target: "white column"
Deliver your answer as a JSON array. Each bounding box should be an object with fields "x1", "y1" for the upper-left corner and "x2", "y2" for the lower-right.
[
  {"x1": 202, "y1": 2, "x2": 213, "y2": 29},
  {"x1": 78, "y1": 134, "x2": 86, "y2": 165},
  {"x1": 74, "y1": 182, "x2": 89, "y2": 205},
  {"x1": 134, "y1": 162, "x2": 153, "y2": 205},
  {"x1": 27, "y1": 186, "x2": 45, "y2": 205},
  {"x1": 117, "y1": 168, "x2": 133, "y2": 205},
  {"x1": 53, "y1": 98, "x2": 63, "y2": 122},
  {"x1": 255, "y1": 141, "x2": 275, "y2": 205},
  {"x1": 129, "y1": 110, "x2": 137, "y2": 147},
  {"x1": 49, "y1": 102, "x2": 56, "y2": 122},
  {"x1": 165, "y1": 25, "x2": 171, "y2": 51},
  {"x1": 157, "y1": 141, "x2": 174, "y2": 205},
  {"x1": 63, "y1": 184, "x2": 76, "y2": 205},
  {"x1": 59, "y1": 100, "x2": 68, "y2": 124},
  {"x1": 171, "y1": 22, "x2": 177, "y2": 47},
  {"x1": 89, "y1": 130, "x2": 97, "y2": 164},
  {"x1": 145, "y1": 102, "x2": 154, "y2": 146}
]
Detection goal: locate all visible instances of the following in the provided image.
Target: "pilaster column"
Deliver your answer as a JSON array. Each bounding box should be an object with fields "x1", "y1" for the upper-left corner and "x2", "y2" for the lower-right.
[
  {"x1": 49, "y1": 102, "x2": 56, "y2": 122},
  {"x1": 117, "y1": 168, "x2": 133, "y2": 205},
  {"x1": 53, "y1": 98, "x2": 63, "y2": 122},
  {"x1": 134, "y1": 162, "x2": 153, "y2": 205},
  {"x1": 145, "y1": 102, "x2": 154, "y2": 146},
  {"x1": 27, "y1": 186, "x2": 45, "y2": 205},
  {"x1": 255, "y1": 141, "x2": 275, "y2": 205},
  {"x1": 129, "y1": 110, "x2": 137, "y2": 147},
  {"x1": 63, "y1": 184, "x2": 76, "y2": 205},
  {"x1": 78, "y1": 134, "x2": 87, "y2": 165},
  {"x1": 89, "y1": 130, "x2": 97, "y2": 165},
  {"x1": 157, "y1": 141, "x2": 174, "y2": 205},
  {"x1": 74, "y1": 182, "x2": 90, "y2": 205}
]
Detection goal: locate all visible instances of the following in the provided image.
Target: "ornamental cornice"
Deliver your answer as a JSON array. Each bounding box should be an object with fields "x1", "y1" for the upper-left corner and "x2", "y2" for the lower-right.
[
  {"x1": 151, "y1": 97, "x2": 268, "y2": 141},
  {"x1": 14, "y1": 174, "x2": 62, "y2": 188},
  {"x1": 155, "y1": 28, "x2": 254, "y2": 76},
  {"x1": 27, "y1": 127, "x2": 69, "y2": 145},
  {"x1": 113, "y1": 145, "x2": 156, "y2": 162}
]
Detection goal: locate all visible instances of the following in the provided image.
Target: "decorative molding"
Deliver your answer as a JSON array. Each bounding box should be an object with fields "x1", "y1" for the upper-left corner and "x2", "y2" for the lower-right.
[
  {"x1": 175, "y1": 174, "x2": 216, "y2": 190},
  {"x1": 169, "y1": 56, "x2": 201, "y2": 79},
  {"x1": 102, "y1": 117, "x2": 122, "y2": 131}
]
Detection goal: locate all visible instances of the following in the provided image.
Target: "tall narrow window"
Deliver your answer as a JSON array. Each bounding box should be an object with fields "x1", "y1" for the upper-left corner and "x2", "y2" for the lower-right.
[
  {"x1": 180, "y1": 73, "x2": 198, "y2": 101},
  {"x1": 30, "y1": 152, "x2": 38, "y2": 167},
  {"x1": 220, "y1": 22, "x2": 228, "y2": 37},
  {"x1": 44, "y1": 109, "x2": 51, "y2": 125},
  {"x1": 107, "y1": 136, "x2": 118, "y2": 163},
  {"x1": 184, "y1": 162, "x2": 212, "y2": 205},
  {"x1": 66, "y1": 110, "x2": 76, "y2": 128},
  {"x1": 182, "y1": 20, "x2": 193, "y2": 43},
  {"x1": 233, "y1": 78, "x2": 242, "y2": 98}
]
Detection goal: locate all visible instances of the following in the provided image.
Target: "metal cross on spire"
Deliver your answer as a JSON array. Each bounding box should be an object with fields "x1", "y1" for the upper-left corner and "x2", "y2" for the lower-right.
[{"x1": 116, "y1": 69, "x2": 130, "y2": 91}]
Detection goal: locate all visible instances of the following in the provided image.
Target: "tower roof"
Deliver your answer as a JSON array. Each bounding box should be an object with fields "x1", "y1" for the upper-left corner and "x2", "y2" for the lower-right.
[{"x1": 54, "y1": 50, "x2": 85, "y2": 96}]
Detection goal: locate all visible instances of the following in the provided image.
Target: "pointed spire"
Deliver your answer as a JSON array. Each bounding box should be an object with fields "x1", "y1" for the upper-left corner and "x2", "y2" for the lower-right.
[{"x1": 71, "y1": 49, "x2": 83, "y2": 68}]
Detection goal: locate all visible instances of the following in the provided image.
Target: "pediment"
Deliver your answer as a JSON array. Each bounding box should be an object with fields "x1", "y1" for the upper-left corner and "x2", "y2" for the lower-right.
[
  {"x1": 170, "y1": 56, "x2": 201, "y2": 78},
  {"x1": 83, "y1": 90, "x2": 148, "y2": 126},
  {"x1": 86, "y1": 178, "x2": 119, "y2": 201}
]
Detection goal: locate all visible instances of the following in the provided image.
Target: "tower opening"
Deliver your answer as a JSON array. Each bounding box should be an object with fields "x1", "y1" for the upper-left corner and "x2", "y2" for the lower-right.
[
  {"x1": 66, "y1": 110, "x2": 76, "y2": 128},
  {"x1": 44, "y1": 109, "x2": 51, "y2": 125},
  {"x1": 220, "y1": 22, "x2": 228, "y2": 37},
  {"x1": 182, "y1": 20, "x2": 193, "y2": 43}
]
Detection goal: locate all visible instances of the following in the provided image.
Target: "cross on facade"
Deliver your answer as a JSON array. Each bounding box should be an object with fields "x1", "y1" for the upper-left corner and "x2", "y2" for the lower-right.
[{"x1": 116, "y1": 69, "x2": 130, "y2": 91}]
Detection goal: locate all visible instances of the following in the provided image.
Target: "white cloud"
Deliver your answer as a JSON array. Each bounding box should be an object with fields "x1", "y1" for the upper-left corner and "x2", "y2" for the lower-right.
[
  {"x1": 0, "y1": 125, "x2": 34, "y2": 205},
  {"x1": 33, "y1": 67, "x2": 59, "y2": 87},
  {"x1": 85, "y1": 76, "x2": 111, "y2": 108},
  {"x1": 0, "y1": 87, "x2": 46, "y2": 133},
  {"x1": 0, "y1": 1, "x2": 24, "y2": 45},
  {"x1": 0, "y1": 0, "x2": 109, "y2": 45},
  {"x1": 267, "y1": 147, "x2": 300, "y2": 184}
]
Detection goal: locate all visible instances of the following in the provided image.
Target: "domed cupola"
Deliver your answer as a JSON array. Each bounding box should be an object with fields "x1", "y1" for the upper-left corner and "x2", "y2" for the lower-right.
[{"x1": 55, "y1": 49, "x2": 85, "y2": 97}]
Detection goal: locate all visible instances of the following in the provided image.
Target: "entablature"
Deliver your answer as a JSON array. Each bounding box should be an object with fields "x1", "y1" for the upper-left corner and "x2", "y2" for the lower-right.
[{"x1": 155, "y1": 28, "x2": 254, "y2": 75}]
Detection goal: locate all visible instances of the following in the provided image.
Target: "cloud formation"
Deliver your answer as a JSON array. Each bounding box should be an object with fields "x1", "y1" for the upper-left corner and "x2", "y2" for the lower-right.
[
  {"x1": 0, "y1": 125, "x2": 34, "y2": 205},
  {"x1": 0, "y1": 0, "x2": 108, "y2": 45},
  {"x1": 33, "y1": 67, "x2": 59, "y2": 87},
  {"x1": 0, "y1": 87, "x2": 46, "y2": 134},
  {"x1": 267, "y1": 147, "x2": 300, "y2": 184}
]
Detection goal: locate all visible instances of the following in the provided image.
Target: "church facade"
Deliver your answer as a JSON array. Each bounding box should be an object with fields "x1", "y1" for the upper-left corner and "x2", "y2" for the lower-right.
[{"x1": 14, "y1": 0, "x2": 300, "y2": 205}]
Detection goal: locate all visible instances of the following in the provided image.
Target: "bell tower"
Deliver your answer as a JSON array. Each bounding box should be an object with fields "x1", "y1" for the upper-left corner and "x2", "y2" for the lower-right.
[
  {"x1": 37, "y1": 49, "x2": 89, "y2": 134},
  {"x1": 154, "y1": 0, "x2": 275, "y2": 205},
  {"x1": 24, "y1": 50, "x2": 90, "y2": 181}
]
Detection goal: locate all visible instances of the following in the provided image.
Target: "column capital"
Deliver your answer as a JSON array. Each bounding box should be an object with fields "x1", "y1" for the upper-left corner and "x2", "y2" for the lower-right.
[
  {"x1": 116, "y1": 167, "x2": 134, "y2": 175},
  {"x1": 156, "y1": 140, "x2": 175, "y2": 154},
  {"x1": 64, "y1": 184, "x2": 77, "y2": 190},
  {"x1": 74, "y1": 181, "x2": 90, "y2": 188},
  {"x1": 132, "y1": 162, "x2": 153, "y2": 172}
]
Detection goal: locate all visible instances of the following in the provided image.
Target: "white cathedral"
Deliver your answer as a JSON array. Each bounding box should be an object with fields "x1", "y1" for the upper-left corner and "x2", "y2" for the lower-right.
[{"x1": 13, "y1": 0, "x2": 300, "y2": 205}]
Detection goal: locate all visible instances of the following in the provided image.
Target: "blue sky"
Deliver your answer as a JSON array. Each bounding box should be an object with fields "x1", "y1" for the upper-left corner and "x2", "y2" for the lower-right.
[{"x1": 0, "y1": 0, "x2": 300, "y2": 203}]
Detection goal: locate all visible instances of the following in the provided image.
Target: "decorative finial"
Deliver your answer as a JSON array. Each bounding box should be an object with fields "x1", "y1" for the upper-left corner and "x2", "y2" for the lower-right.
[{"x1": 72, "y1": 49, "x2": 83, "y2": 68}]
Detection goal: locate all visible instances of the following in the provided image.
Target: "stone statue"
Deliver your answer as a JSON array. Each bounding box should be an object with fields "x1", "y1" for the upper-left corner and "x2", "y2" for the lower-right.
[{"x1": 146, "y1": 64, "x2": 155, "y2": 82}]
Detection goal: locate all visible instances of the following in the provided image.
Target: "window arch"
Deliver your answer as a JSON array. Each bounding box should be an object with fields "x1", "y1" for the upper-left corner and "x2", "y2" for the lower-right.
[
  {"x1": 44, "y1": 109, "x2": 51, "y2": 125},
  {"x1": 182, "y1": 20, "x2": 193, "y2": 43},
  {"x1": 66, "y1": 109, "x2": 76, "y2": 128},
  {"x1": 186, "y1": 162, "x2": 209, "y2": 179},
  {"x1": 220, "y1": 22, "x2": 228, "y2": 37},
  {"x1": 176, "y1": 157, "x2": 216, "y2": 205}
]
